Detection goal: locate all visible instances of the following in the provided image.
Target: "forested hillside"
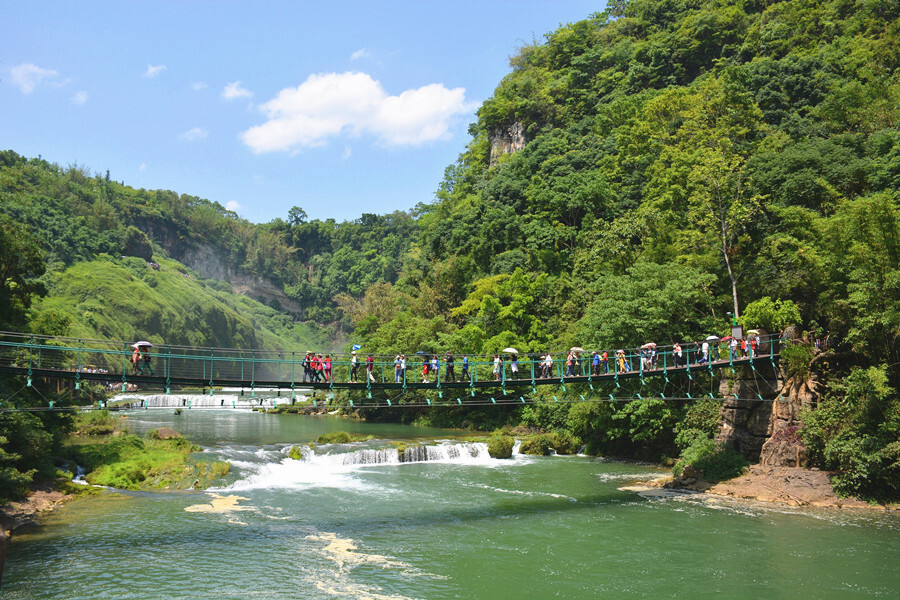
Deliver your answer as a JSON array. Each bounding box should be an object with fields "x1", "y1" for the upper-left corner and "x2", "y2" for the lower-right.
[
  {"x1": 378, "y1": 0, "x2": 900, "y2": 373},
  {"x1": 2, "y1": 0, "x2": 899, "y2": 500}
]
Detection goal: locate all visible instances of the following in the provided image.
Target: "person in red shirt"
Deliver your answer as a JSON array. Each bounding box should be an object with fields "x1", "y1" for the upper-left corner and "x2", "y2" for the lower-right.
[
  {"x1": 309, "y1": 354, "x2": 320, "y2": 382},
  {"x1": 366, "y1": 353, "x2": 375, "y2": 383},
  {"x1": 323, "y1": 354, "x2": 332, "y2": 382}
]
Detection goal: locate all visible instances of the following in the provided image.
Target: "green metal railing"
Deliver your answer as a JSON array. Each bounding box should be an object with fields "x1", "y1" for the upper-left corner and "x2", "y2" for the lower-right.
[{"x1": 0, "y1": 330, "x2": 782, "y2": 395}]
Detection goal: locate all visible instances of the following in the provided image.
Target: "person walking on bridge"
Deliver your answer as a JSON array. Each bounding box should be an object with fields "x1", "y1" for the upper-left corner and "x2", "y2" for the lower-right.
[
  {"x1": 366, "y1": 353, "x2": 375, "y2": 383},
  {"x1": 461, "y1": 355, "x2": 470, "y2": 382},
  {"x1": 309, "y1": 354, "x2": 319, "y2": 382},
  {"x1": 350, "y1": 351, "x2": 359, "y2": 383},
  {"x1": 302, "y1": 352, "x2": 312, "y2": 382},
  {"x1": 140, "y1": 346, "x2": 154, "y2": 375},
  {"x1": 131, "y1": 346, "x2": 142, "y2": 375},
  {"x1": 445, "y1": 352, "x2": 455, "y2": 382}
]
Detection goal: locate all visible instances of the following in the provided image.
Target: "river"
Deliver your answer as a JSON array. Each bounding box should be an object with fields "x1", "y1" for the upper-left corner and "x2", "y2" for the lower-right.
[{"x1": 4, "y1": 409, "x2": 899, "y2": 599}]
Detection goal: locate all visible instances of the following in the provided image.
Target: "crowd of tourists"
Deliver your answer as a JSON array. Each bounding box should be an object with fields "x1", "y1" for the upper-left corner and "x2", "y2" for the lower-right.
[{"x1": 299, "y1": 333, "x2": 767, "y2": 384}]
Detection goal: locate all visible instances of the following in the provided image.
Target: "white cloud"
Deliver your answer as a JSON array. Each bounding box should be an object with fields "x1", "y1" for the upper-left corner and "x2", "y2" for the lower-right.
[
  {"x1": 240, "y1": 72, "x2": 474, "y2": 153},
  {"x1": 139, "y1": 163, "x2": 147, "y2": 171},
  {"x1": 9, "y1": 63, "x2": 59, "y2": 94},
  {"x1": 342, "y1": 146, "x2": 352, "y2": 160},
  {"x1": 190, "y1": 81, "x2": 208, "y2": 91},
  {"x1": 225, "y1": 200, "x2": 242, "y2": 212},
  {"x1": 179, "y1": 127, "x2": 208, "y2": 141},
  {"x1": 350, "y1": 48, "x2": 371, "y2": 61},
  {"x1": 71, "y1": 91, "x2": 88, "y2": 105},
  {"x1": 222, "y1": 81, "x2": 253, "y2": 100},
  {"x1": 144, "y1": 64, "x2": 166, "y2": 78}
]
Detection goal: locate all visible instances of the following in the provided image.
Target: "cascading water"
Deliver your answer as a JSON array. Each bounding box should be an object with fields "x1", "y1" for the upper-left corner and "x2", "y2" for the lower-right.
[
  {"x1": 302, "y1": 441, "x2": 494, "y2": 467},
  {"x1": 109, "y1": 392, "x2": 307, "y2": 409},
  {"x1": 221, "y1": 440, "x2": 503, "y2": 492}
]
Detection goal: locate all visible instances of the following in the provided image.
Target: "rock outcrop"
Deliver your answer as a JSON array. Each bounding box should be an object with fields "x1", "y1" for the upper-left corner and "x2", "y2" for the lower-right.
[
  {"x1": 757, "y1": 374, "x2": 817, "y2": 467},
  {"x1": 715, "y1": 362, "x2": 782, "y2": 462},
  {"x1": 489, "y1": 122, "x2": 526, "y2": 166},
  {"x1": 716, "y1": 346, "x2": 843, "y2": 467}
]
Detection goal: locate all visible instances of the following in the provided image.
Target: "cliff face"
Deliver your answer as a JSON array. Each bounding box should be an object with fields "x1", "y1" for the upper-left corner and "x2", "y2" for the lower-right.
[
  {"x1": 715, "y1": 361, "x2": 783, "y2": 462},
  {"x1": 489, "y1": 122, "x2": 526, "y2": 166},
  {"x1": 133, "y1": 219, "x2": 304, "y2": 317},
  {"x1": 715, "y1": 348, "x2": 844, "y2": 467},
  {"x1": 178, "y1": 244, "x2": 304, "y2": 316}
]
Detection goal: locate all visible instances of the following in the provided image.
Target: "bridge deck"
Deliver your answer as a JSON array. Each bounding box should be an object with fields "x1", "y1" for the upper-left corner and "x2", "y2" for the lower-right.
[{"x1": 0, "y1": 329, "x2": 780, "y2": 396}]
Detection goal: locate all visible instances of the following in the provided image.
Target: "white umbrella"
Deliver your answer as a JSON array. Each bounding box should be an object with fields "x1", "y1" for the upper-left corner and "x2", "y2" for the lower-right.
[
  {"x1": 132, "y1": 341, "x2": 154, "y2": 348},
  {"x1": 502, "y1": 347, "x2": 519, "y2": 354},
  {"x1": 570, "y1": 346, "x2": 585, "y2": 352},
  {"x1": 746, "y1": 329, "x2": 760, "y2": 336},
  {"x1": 706, "y1": 335, "x2": 720, "y2": 341},
  {"x1": 640, "y1": 342, "x2": 656, "y2": 349}
]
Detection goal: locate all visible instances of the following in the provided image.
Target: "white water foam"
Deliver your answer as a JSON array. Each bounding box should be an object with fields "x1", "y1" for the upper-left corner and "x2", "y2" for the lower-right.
[{"x1": 222, "y1": 441, "x2": 498, "y2": 492}]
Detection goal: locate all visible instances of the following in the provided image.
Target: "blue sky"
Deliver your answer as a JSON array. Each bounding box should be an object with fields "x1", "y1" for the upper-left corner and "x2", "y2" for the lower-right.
[{"x1": 2, "y1": 1, "x2": 604, "y2": 224}]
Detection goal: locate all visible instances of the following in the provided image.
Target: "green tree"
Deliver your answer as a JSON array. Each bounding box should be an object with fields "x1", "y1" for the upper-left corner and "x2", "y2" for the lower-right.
[{"x1": 0, "y1": 214, "x2": 46, "y2": 328}]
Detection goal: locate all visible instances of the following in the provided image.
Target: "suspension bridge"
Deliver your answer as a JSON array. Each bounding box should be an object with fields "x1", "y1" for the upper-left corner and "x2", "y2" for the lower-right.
[{"x1": 0, "y1": 330, "x2": 784, "y2": 410}]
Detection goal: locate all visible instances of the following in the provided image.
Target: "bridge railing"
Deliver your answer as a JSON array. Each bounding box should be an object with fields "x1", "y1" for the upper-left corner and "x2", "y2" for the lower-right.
[{"x1": 0, "y1": 330, "x2": 782, "y2": 389}]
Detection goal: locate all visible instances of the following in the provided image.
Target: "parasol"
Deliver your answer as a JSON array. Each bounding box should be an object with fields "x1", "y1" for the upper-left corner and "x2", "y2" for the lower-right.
[
  {"x1": 640, "y1": 342, "x2": 656, "y2": 349},
  {"x1": 502, "y1": 347, "x2": 519, "y2": 354},
  {"x1": 132, "y1": 341, "x2": 153, "y2": 348},
  {"x1": 570, "y1": 346, "x2": 585, "y2": 352}
]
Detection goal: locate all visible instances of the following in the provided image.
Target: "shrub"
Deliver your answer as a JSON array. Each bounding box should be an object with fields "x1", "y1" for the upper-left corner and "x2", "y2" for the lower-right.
[
  {"x1": 488, "y1": 435, "x2": 515, "y2": 458},
  {"x1": 693, "y1": 447, "x2": 749, "y2": 482},
  {"x1": 674, "y1": 437, "x2": 715, "y2": 476},
  {"x1": 674, "y1": 398, "x2": 723, "y2": 450},
  {"x1": 781, "y1": 342, "x2": 815, "y2": 379},
  {"x1": 74, "y1": 410, "x2": 118, "y2": 436},
  {"x1": 317, "y1": 431, "x2": 351, "y2": 444},
  {"x1": 519, "y1": 435, "x2": 553, "y2": 455},
  {"x1": 519, "y1": 431, "x2": 580, "y2": 455},
  {"x1": 674, "y1": 437, "x2": 748, "y2": 482},
  {"x1": 800, "y1": 367, "x2": 900, "y2": 501}
]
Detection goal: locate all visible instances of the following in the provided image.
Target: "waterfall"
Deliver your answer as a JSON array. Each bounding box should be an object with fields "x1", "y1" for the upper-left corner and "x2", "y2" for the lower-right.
[
  {"x1": 294, "y1": 441, "x2": 493, "y2": 468},
  {"x1": 398, "y1": 442, "x2": 490, "y2": 463},
  {"x1": 340, "y1": 448, "x2": 401, "y2": 465},
  {"x1": 226, "y1": 441, "x2": 500, "y2": 492},
  {"x1": 109, "y1": 392, "x2": 306, "y2": 409}
]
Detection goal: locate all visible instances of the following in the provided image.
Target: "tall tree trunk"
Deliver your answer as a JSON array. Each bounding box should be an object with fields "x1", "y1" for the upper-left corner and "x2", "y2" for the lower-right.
[{"x1": 718, "y1": 191, "x2": 740, "y2": 320}]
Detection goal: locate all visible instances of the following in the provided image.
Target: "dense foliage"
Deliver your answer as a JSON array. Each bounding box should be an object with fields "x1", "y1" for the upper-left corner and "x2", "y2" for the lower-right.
[
  {"x1": 800, "y1": 367, "x2": 900, "y2": 501},
  {"x1": 2, "y1": 0, "x2": 900, "y2": 500}
]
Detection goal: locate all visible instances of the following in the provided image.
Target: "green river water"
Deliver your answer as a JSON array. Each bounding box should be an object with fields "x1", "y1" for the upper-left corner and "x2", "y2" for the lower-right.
[{"x1": 4, "y1": 409, "x2": 899, "y2": 599}]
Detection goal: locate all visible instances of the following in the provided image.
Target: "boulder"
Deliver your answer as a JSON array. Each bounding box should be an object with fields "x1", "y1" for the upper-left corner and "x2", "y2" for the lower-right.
[{"x1": 154, "y1": 427, "x2": 183, "y2": 440}]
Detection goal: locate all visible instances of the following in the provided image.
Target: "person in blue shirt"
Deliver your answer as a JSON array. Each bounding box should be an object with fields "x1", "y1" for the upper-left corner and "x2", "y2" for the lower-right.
[{"x1": 461, "y1": 355, "x2": 470, "y2": 382}]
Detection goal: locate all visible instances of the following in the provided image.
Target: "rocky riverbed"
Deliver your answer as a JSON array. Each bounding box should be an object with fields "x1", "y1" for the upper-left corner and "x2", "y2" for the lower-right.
[{"x1": 654, "y1": 464, "x2": 898, "y2": 510}]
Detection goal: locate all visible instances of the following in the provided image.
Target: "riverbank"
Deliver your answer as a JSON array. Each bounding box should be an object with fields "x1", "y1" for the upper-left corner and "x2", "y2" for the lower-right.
[
  {"x1": 0, "y1": 480, "x2": 78, "y2": 534},
  {"x1": 645, "y1": 464, "x2": 899, "y2": 510}
]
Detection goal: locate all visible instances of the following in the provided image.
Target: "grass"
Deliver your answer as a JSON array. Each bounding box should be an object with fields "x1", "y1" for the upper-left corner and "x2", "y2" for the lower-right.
[{"x1": 63, "y1": 411, "x2": 230, "y2": 491}]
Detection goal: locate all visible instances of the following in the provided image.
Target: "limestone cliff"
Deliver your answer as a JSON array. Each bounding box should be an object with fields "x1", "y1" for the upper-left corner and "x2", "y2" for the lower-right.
[
  {"x1": 715, "y1": 346, "x2": 847, "y2": 468},
  {"x1": 489, "y1": 122, "x2": 526, "y2": 166},
  {"x1": 715, "y1": 361, "x2": 782, "y2": 462},
  {"x1": 131, "y1": 218, "x2": 304, "y2": 317}
]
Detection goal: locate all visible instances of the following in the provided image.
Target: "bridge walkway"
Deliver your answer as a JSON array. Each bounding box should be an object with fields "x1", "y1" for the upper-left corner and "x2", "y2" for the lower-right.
[{"x1": 0, "y1": 331, "x2": 782, "y2": 408}]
